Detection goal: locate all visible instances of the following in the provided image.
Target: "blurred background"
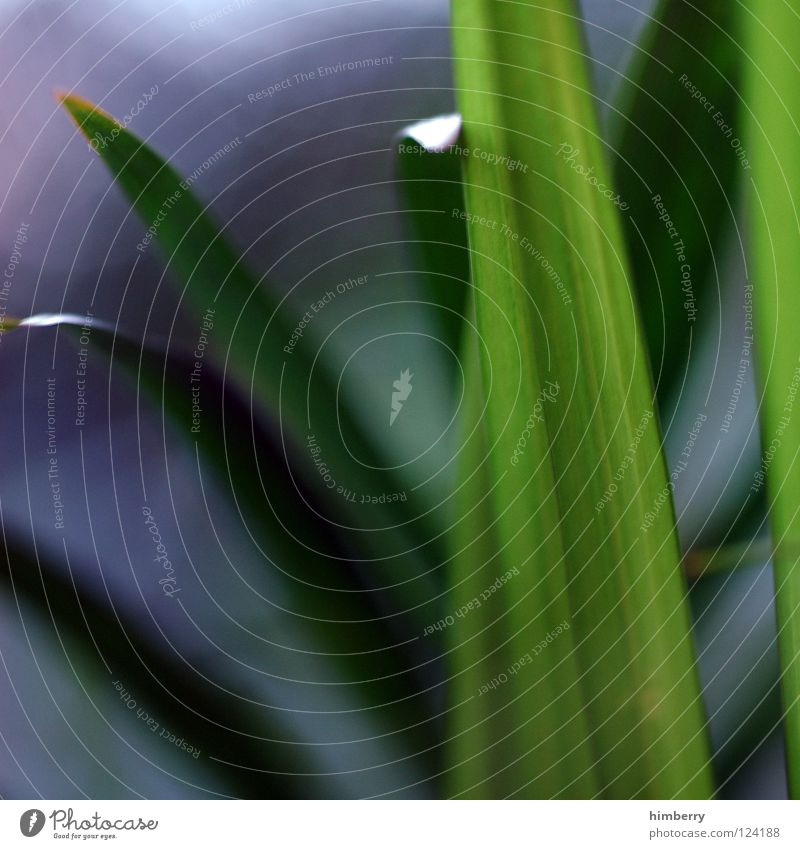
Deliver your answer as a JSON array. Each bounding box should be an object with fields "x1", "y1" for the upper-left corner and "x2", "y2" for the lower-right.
[{"x1": 0, "y1": 0, "x2": 780, "y2": 798}]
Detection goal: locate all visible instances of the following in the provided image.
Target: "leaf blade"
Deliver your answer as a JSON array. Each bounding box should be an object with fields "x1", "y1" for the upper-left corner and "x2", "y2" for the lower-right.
[
  {"x1": 611, "y1": 0, "x2": 744, "y2": 404},
  {"x1": 743, "y1": 0, "x2": 800, "y2": 798},
  {"x1": 450, "y1": 0, "x2": 713, "y2": 798},
  {"x1": 57, "y1": 92, "x2": 443, "y2": 602}
]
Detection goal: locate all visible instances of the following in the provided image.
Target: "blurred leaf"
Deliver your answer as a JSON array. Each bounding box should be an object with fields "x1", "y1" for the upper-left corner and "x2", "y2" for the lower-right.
[
  {"x1": 744, "y1": 0, "x2": 800, "y2": 798},
  {"x1": 395, "y1": 115, "x2": 469, "y2": 355},
  {"x1": 611, "y1": 0, "x2": 743, "y2": 405},
  {"x1": 6, "y1": 315, "x2": 443, "y2": 783},
  {"x1": 445, "y1": 321, "x2": 563, "y2": 797},
  {"x1": 684, "y1": 537, "x2": 774, "y2": 581},
  {"x1": 58, "y1": 93, "x2": 442, "y2": 604},
  {"x1": 450, "y1": 0, "x2": 712, "y2": 797},
  {"x1": 0, "y1": 528, "x2": 318, "y2": 798}
]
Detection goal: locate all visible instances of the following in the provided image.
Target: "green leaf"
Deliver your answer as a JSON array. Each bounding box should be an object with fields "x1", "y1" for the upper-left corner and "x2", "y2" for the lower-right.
[
  {"x1": 7, "y1": 315, "x2": 442, "y2": 784},
  {"x1": 683, "y1": 538, "x2": 771, "y2": 581},
  {"x1": 395, "y1": 115, "x2": 470, "y2": 355},
  {"x1": 743, "y1": 0, "x2": 800, "y2": 798},
  {"x1": 611, "y1": 0, "x2": 744, "y2": 405},
  {"x1": 450, "y1": 0, "x2": 713, "y2": 797},
  {"x1": 448, "y1": 311, "x2": 600, "y2": 797},
  {"x1": 57, "y1": 93, "x2": 442, "y2": 606}
]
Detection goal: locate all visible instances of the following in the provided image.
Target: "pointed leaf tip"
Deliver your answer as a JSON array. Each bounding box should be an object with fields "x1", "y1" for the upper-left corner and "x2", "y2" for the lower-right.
[{"x1": 58, "y1": 92, "x2": 120, "y2": 136}]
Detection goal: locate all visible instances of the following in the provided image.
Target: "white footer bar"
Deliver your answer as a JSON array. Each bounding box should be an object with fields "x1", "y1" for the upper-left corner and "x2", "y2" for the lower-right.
[{"x1": 1, "y1": 800, "x2": 796, "y2": 848}]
